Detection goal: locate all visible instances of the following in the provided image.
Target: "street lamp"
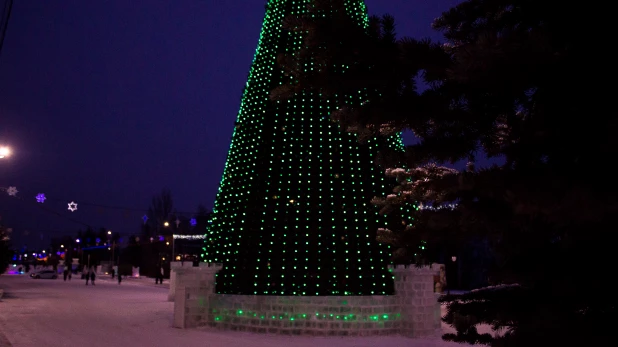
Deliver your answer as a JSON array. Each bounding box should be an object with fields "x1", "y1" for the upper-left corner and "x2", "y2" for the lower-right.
[
  {"x1": 0, "y1": 146, "x2": 9, "y2": 158},
  {"x1": 109, "y1": 233, "x2": 115, "y2": 266}
]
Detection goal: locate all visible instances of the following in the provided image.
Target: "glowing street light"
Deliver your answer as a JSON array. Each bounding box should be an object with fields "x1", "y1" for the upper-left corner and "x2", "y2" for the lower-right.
[
  {"x1": 0, "y1": 146, "x2": 9, "y2": 158},
  {"x1": 107, "y1": 230, "x2": 112, "y2": 235},
  {"x1": 163, "y1": 221, "x2": 169, "y2": 227}
]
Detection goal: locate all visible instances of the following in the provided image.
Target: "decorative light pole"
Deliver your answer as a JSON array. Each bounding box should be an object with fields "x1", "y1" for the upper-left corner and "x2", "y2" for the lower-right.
[
  {"x1": 108, "y1": 230, "x2": 115, "y2": 267},
  {"x1": 163, "y1": 220, "x2": 175, "y2": 264},
  {"x1": 172, "y1": 218, "x2": 180, "y2": 261}
]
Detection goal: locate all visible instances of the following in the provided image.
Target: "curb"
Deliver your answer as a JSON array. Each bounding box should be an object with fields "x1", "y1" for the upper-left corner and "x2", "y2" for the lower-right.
[{"x1": 97, "y1": 277, "x2": 170, "y2": 289}]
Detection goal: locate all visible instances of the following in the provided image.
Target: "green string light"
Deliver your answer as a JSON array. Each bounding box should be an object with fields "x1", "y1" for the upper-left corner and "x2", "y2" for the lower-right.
[{"x1": 204, "y1": 0, "x2": 400, "y2": 296}]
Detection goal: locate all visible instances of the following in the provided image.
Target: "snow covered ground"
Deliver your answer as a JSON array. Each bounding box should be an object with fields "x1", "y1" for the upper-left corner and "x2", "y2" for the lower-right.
[{"x1": 0, "y1": 274, "x2": 473, "y2": 347}]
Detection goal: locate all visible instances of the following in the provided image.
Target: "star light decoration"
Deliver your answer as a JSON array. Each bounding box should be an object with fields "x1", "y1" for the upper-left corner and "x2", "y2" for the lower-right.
[
  {"x1": 35, "y1": 193, "x2": 46, "y2": 203},
  {"x1": 6, "y1": 186, "x2": 18, "y2": 196},
  {"x1": 67, "y1": 201, "x2": 78, "y2": 212},
  {"x1": 189, "y1": 218, "x2": 197, "y2": 227}
]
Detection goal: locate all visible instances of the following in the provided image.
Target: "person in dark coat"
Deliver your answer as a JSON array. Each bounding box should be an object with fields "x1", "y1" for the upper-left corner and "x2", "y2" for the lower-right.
[
  {"x1": 111, "y1": 268, "x2": 115, "y2": 279},
  {"x1": 63, "y1": 269, "x2": 68, "y2": 281},
  {"x1": 85, "y1": 268, "x2": 90, "y2": 285},
  {"x1": 118, "y1": 273, "x2": 122, "y2": 284},
  {"x1": 155, "y1": 265, "x2": 164, "y2": 284},
  {"x1": 90, "y1": 271, "x2": 96, "y2": 286}
]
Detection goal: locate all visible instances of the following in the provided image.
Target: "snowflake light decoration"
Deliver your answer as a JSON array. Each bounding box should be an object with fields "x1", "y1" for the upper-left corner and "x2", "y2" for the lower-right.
[
  {"x1": 6, "y1": 186, "x2": 18, "y2": 196},
  {"x1": 36, "y1": 193, "x2": 46, "y2": 203},
  {"x1": 67, "y1": 201, "x2": 78, "y2": 212},
  {"x1": 189, "y1": 218, "x2": 197, "y2": 227}
]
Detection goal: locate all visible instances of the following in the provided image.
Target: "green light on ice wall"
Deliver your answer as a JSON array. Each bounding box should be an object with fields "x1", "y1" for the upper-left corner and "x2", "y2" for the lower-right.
[{"x1": 210, "y1": 309, "x2": 401, "y2": 322}]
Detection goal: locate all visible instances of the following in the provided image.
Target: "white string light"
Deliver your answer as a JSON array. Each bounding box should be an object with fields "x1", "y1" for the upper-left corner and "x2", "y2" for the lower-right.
[
  {"x1": 416, "y1": 202, "x2": 458, "y2": 211},
  {"x1": 173, "y1": 234, "x2": 206, "y2": 240}
]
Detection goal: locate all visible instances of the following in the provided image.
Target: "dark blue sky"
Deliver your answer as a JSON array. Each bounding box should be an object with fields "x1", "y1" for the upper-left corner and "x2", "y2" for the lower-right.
[{"x1": 0, "y1": 0, "x2": 460, "y2": 250}]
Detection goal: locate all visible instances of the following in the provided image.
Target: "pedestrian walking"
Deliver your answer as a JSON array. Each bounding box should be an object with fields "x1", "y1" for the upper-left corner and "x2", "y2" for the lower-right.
[
  {"x1": 90, "y1": 271, "x2": 96, "y2": 286},
  {"x1": 118, "y1": 273, "x2": 122, "y2": 285},
  {"x1": 111, "y1": 268, "x2": 115, "y2": 279},
  {"x1": 84, "y1": 268, "x2": 90, "y2": 285},
  {"x1": 63, "y1": 269, "x2": 68, "y2": 281}
]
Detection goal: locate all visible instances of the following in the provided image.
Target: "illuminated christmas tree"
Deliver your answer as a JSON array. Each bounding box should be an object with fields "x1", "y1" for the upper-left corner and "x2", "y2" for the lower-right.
[{"x1": 204, "y1": 0, "x2": 403, "y2": 295}]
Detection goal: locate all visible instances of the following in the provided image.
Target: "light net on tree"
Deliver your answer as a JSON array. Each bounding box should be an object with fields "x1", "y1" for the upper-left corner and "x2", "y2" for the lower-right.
[{"x1": 204, "y1": 0, "x2": 403, "y2": 295}]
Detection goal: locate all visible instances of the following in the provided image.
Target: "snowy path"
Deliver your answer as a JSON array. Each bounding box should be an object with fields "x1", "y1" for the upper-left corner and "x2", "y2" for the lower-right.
[{"x1": 0, "y1": 275, "x2": 461, "y2": 347}]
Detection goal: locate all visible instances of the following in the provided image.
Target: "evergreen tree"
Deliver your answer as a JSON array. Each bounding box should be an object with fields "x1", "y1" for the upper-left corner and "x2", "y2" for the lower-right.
[
  {"x1": 124, "y1": 235, "x2": 141, "y2": 268},
  {"x1": 147, "y1": 189, "x2": 174, "y2": 235},
  {"x1": 204, "y1": 0, "x2": 402, "y2": 296},
  {"x1": 0, "y1": 224, "x2": 11, "y2": 274},
  {"x1": 275, "y1": 0, "x2": 615, "y2": 345}
]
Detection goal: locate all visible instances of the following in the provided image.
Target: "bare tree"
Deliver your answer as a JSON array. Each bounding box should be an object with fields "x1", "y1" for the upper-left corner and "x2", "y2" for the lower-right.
[{"x1": 147, "y1": 189, "x2": 174, "y2": 235}]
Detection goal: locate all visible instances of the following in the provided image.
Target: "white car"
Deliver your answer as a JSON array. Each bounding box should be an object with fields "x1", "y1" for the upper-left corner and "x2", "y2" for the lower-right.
[{"x1": 30, "y1": 270, "x2": 58, "y2": 279}]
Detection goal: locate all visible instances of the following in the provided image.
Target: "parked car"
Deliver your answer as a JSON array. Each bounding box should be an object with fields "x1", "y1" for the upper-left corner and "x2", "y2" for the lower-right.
[{"x1": 30, "y1": 270, "x2": 58, "y2": 279}]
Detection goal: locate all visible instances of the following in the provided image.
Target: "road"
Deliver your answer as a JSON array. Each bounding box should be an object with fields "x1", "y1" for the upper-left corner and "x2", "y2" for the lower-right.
[{"x1": 0, "y1": 274, "x2": 459, "y2": 347}]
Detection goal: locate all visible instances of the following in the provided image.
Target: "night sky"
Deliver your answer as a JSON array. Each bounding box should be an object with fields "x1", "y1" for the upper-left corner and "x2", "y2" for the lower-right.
[{"x1": 0, "y1": 0, "x2": 461, "y2": 250}]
